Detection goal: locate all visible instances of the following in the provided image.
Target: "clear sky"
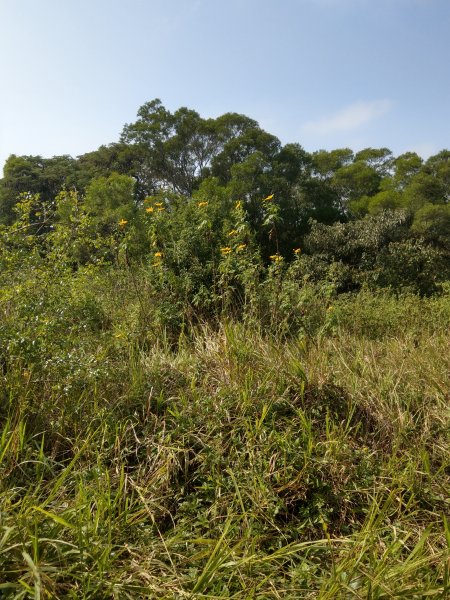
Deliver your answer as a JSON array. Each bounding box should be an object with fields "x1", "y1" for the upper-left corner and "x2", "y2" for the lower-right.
[{"x1": 1, "y1": 0, "x2": 449, "y2": 175}]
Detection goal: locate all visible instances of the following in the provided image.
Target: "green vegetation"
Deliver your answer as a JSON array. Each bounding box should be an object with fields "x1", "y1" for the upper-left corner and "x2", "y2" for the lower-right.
[{"x1": 0, "y1": 100, "x2": 449, "y2": 597}]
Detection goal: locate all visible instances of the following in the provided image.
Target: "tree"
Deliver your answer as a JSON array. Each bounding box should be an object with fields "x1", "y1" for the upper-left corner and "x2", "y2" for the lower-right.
[
  {"x1": 354, "y1": 147, "x2": 393, "y2": 175},
  {"x1": 84, "y1": 172, "x2": 136, "y2": 224},
  {"x1": 121, "y1": 99, "x2": 281, "y2": 197},
  {"x1": 76, "y1": 143, "x2": 147, "y2": 198},
  {"x1": 332, "y1": 161, "x2": 381, "y2": 210},
  {"x1": 310, "y1": 148, "x2": 380, "y2": 215},
  {"x1": 0, "y1": 154, "x2": 78, "y2": 224},
  {"x1": 423, "y1": 150, "x2": 450, "y2": 204},
  {"x1": 388, "y1": 152, "x2": 423, "y2": 190},
  {"x1": 121, "y1": 99, "x2": 213, "y2": 195},
  {"x1": 402, "y1": 172, "x2": 446, "y2": 212},
  {"x1": 311, "y1": 148, "x2": 354, "y2": 180},
  {"x1": 411, "y1": 203, "x2": 450, "y2": 247},
  {"x1": 365, "y1": 190, "x2": 403, "y2": 215}
]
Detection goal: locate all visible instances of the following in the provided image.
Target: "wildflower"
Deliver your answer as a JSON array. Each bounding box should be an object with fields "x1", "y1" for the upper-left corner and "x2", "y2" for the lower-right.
[
  {"x1": 146, "y1": 206, "x2": 154, "y2": 213},
  {"x1": 197, "y1": 201, "x2": 208, "y2": 208},
  {"x1": 263, "y1": 194, "x2": 274, "y2": 201},
  {"x1": 269, "y1": 253, "x2": 283, "y2": 263},
  {"x1": 154, "y1": 251, "x2": 163, "y2": 258},
  {"x1": 236, "y1": 243, "x2": 246, "y2": 252},
  {"x1": 155, "y1": 202, "x2": 164, "y2": 207},
  {"x1": 118, "y1": 218, "x2": 128, "y2": 227},
  {"x1": 293, "y1": 247, "x2": 301, "y2": 255},
  {"x1": 227, "y1": 229, "x2": 237, "y2": 237},
  {"x1": 220, "y1": 246, "x2": 232, "y2": 255},
  {"x1": 157, "y1": 207, "x2": 165, "y2": 212},
  {"x1": 235, "y1": 200, "x2": 242, "y2": 210}
]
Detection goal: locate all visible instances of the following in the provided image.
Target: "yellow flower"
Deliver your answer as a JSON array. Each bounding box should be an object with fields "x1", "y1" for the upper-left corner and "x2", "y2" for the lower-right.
[
  {"x1": 263, "y1": 194, "x2": 274, "y2": 201},
  {"x1": 157, "y1": 207, "x2": 165, "y2": 212},
  {"x1": 220, "y1": 246, "x2": 232, "y2": 255},
  {"x1": 293, "y1": 247, "x2": 301, "y2": 255},
  {"x1": 235, "y1": 200, "x2": 242, "y2": 210},
  {"x1": 269, "y1": 253, "x2": 283, "y2": 262},
  {"x1": 155, "y1": 202, "x2": 164, "y2": 207},
  {"x1": 154, "y1": 251, "x2": 163, "y2": 257},
  {"x1": 227, "y1": 229, "x2": 237, "y2": 237},
  {"x1": 197, "y1": 201, "x2": 208, "y2": 208},
  {"x1": 236, "y1": 243, "x2": 246, "y2": 252},
  {"x1": 146, "y1": 206, "x2": 154, "y2": 213},
  {"x1": 118, "y1": 219, "x2": 128, "y2": 227}
]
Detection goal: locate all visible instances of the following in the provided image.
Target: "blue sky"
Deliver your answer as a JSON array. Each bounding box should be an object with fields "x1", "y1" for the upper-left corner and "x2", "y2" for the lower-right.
[{"x1": 1, "y1": 0, "x2": 449, "y2": 175}]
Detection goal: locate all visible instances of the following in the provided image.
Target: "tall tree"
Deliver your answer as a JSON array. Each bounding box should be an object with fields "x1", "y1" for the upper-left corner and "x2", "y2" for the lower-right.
[
  {"x1": 0, "y1": 154, "x2": 78, "y2": 224},
  {"x1": 121, "y1": 99, "x2": 281, "y2": 196}
]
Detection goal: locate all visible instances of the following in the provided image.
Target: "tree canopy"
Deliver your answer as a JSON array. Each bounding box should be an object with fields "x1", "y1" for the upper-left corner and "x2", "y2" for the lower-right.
[{"x1": 1, "y1": 98, "x2": 448, "y2": 293}]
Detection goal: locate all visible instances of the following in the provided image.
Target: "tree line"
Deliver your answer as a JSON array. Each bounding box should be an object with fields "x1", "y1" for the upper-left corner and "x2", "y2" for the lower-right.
[{"x1": 1, "y1": 99, "x2": 449, "y2": 295}]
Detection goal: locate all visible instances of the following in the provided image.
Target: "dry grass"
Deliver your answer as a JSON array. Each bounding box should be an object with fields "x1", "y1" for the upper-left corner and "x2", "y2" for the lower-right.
[{"x1": 1, "y1": 270, "x2": 449, "y2": 598}]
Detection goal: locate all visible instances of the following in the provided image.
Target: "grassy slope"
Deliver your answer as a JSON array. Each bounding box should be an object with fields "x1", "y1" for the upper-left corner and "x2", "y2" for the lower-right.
[{"x1": 1, "y1": 268, "x2": 449, "y2": 598}]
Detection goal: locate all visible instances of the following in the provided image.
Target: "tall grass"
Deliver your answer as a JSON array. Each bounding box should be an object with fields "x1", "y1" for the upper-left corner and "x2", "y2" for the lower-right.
[{"x1": 0, "y1": 267, "x2": 449, "y2": 597}]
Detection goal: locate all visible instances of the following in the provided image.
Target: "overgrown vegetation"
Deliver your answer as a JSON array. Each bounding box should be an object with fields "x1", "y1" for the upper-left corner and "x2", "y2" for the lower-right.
[{"x1": 0, "y1": 100, "x2": 449, "y2": 597}]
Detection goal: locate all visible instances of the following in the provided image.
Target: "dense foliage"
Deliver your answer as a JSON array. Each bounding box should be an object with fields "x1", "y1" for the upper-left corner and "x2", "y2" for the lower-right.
[
  {"x1": 1, "y1": 99, "x2": 449, "y2": 296},
  {"x1": 0, "y1": 100, "x2": 449, "y2": 597}
]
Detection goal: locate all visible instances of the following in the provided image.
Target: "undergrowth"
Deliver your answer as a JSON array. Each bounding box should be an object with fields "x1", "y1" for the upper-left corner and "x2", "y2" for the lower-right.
[{"x1": 0, "y1": 264, "x2": 449, "y2": 598}]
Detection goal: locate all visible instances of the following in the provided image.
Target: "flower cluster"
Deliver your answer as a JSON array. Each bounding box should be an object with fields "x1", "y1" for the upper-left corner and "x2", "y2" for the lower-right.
[
  {"x1": 269, "y1": 253, "x2": 283, "y2": 263},
  {"x1": 220, "y1": 243, "x2": 247, "y2": 256},
  {"x1": 144, "y1": 198, "x2": 165, "y2": 213}
]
